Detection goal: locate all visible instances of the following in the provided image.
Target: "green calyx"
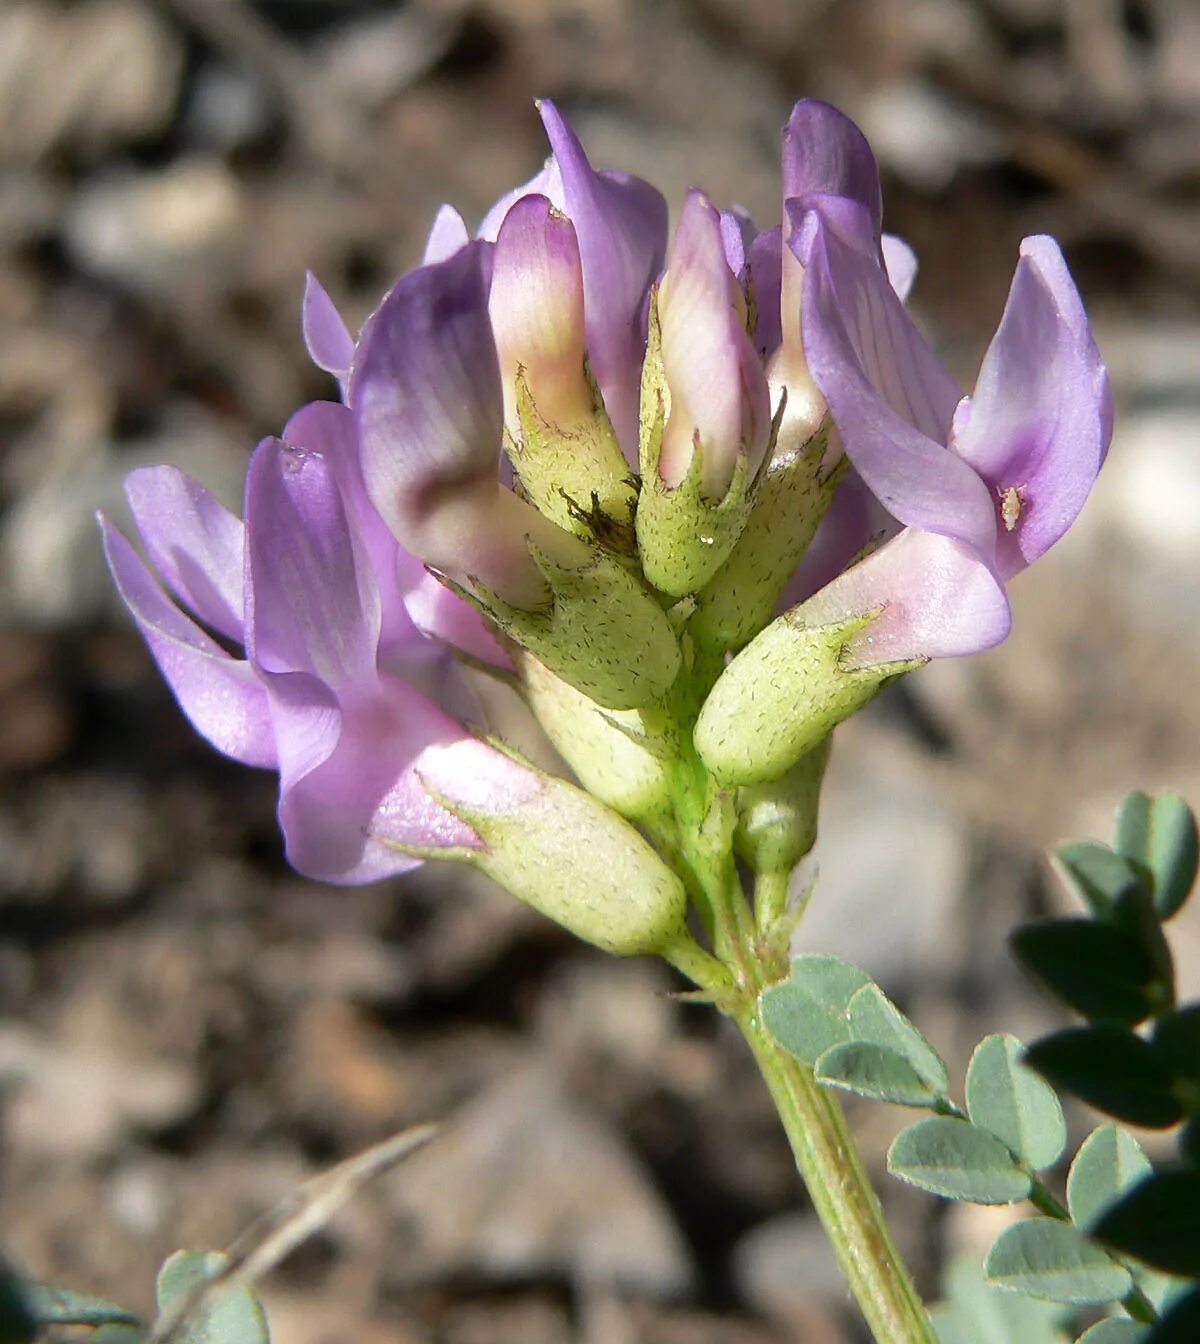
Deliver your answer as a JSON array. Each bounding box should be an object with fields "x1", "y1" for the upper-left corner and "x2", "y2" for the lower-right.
[
  {"x1": 635, "y1": 299, "x2": 778, "y2": 596},
  {"x1": 507, "y1": 369, "x2": 638, "y2": 553},
  {"x1": 736, "y1": 734, "x2": 832, "y2": 876},
  {"x1": 694, "y1": 607, "x2": 923, "y2": 785},
  {"x1": 468, "y1": 533, "x2": 682, "y2": 711},
  {"x1": 688, "y1": 426, "x2": 842, "y2": 654}
]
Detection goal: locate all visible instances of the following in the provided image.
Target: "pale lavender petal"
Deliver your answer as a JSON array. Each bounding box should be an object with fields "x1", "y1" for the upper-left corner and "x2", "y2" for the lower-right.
[
  {"x1": 747, "y1": 226, "x2": 783, "y2": 361},
  {"x1": 800, "y1": 527, "x2": 1011, "y2": 663},
  {"x1": 719, "y1": 207, "x2": 756, "y2": 279},
  {"x1": 244, "y1": 437, "x2": 379, "y2": 688},
  {"x1": 422, "y1": 203, "x2": 470, "y2": 264},
  {"x1": 124, "y1": 466, "x2": 245, "y2": 642},
  {"x1": 538, "y1": 100, "x2": 668, "y2": 459},
  {"x1": 100, "y1": 517, "x2": 276, "y2": 767},
  {"x1": 402, "y1": 569, "x2": 512, "y2": 668},
  {"x1": 302, "y1": 272, "x2": 354, "y2": 381},
  {"x1": 882, "y1": 233, "x2": 918, "y2": 302},
  {"x1": 949, "y1": 235, "x2": 1111, "y2": 577},
  {"x1": 783, "y1": 100, "x2": 882, "y2": 247},
  {"x1": 477, "y1": 157, "x2": 565, "y2": 241},
  {"x1": 798, "y1": 199, "x2": 996, "y2": 554},
  {"x1": 351, "y1": 242, "x2": 502, "y2": 545},
  {"x1": 779, "y1": 469, "x2": 894, "y2": 608},
  {"x1": 658, "y1": 190, "x2": 771, "y2": 494},
  {"x1": 283, "y1": 400, "x2": 427, "y2": 660},
  {"x1": 273, "y1": 678, "x2": 482, "y2": 883}
]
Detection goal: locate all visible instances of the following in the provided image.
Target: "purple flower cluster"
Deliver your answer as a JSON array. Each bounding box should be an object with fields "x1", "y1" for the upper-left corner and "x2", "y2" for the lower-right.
[{"x1": 102, "y1": 98, "x2": 1110, "y2": 885}]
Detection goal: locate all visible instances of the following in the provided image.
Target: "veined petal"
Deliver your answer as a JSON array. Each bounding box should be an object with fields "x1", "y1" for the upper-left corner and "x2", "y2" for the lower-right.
[
  {"x1": 949, "y1": 235, "x2": 1111, "y2": 577},
  {"x1": 747, "y1": 226, "x2": 783, "y2": 361},
  {"x1": 100, "y1": 516, "x2": 276, "y2": 767},
  {"x1": 283, "y1": 400, "x2": 426, "y2": 661},
  {"x1": 490, "y1": 193, "x2": 591, "y2": 431},
  {"x1": 352, "y1": 241, "x2": 502, "y2": 539},
  {"x1": 537, "y1": 100, "x2": 668, "y2": 460},
  {"x1": 783, "y1": 100, "x2": 882, "y2": 247},
  {"x1": 245, "y1": 438, "x2": 379, "y2": 688},
  {"x1": 719, "y1": 207, "x2": 756, "y2": 279},
  {"x1": 800, "y1": 527, "x2": 1011, "y2": 664},
  {"x1": 302, "y1": 272, "x2": 354, "y2": 382},
  {"x1": 798, "y1": 199, "x2": 996, "y2": 553},
  {"x1": 271, "y1": 676, "x2": 481, "y2": 884},
  {"x1": 658, "y1": 190, "x2": 771, "y2": 495},
  {"x1": 477, "y1": 156, "x2": 565, "y2": 241},
  {"x1": 402, "y1": 568, "x2": 512, "y2": 668},
  {"x1": 882, "y1": 233, "x2": 918, "y2": 302},
  {"x1": 422, "y1": 203, "x2": 470, "y2": 264},
  {"x1": 124, "y1": 465, "x2": 245, "y2": 642}
]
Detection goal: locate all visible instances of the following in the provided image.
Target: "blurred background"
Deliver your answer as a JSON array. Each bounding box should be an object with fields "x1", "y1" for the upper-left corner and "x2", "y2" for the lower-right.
[{"x1": 1, "y1": 0, "x2": 1199, "y2": 1340}]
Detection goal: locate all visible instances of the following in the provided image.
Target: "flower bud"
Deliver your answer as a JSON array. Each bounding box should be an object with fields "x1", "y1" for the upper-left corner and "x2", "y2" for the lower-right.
[
  {"x1": 489, "y1": 195, "x2": 635, "y2": 536},
  {"x1": 735, "y1": 735, "x2": 830, "y2": 876},
  {"x1": 694, "y1": 605, "x2": 920, "y2": 785},
  {"x1": 415, "y1": 737, "x2": 689, "y2": 956},
  {"x1": 635, "y1": 192, "x2": 773, "y2": 597},
  {"x1": 519, "y1": 653, "x2": 675, "y2": 822}
]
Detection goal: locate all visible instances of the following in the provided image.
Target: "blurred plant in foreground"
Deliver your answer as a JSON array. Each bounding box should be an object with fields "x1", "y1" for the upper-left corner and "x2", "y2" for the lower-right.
[{"x1": 92, "y1": 99, "x2": 1145, "y2": 1343}]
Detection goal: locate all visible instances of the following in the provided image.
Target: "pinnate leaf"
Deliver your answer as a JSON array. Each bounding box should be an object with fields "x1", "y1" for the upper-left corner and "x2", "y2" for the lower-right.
[
  {"x1": 1068, "y1": 1124, "x2": 1152, "y2": 1230},
  {"x1": 967, "y1": 1033, "x2": 1067, "y2": 1171},
  {"x1": 984, "y1": 1219, "x2": 1133, "y2": 1305},
  {"x1": 1152, "y1": 1007, "x2": 1200, "y2": 1108},
  {"x1": 1145, "y1": 1287, "x2": 1200, "y2": 1343},
  {"x1": 888, "y1": 1116, "x2": 1032, "y2": 1204},
  {"x1": 815, "y1": 1042, "x2": 944, "y2": 1108},
  {"x1": 1024, "y1": 1027, "x2": 1183, "y2": 1129},
  {"x1": 1011, "y1": 919, "x2": 1168, "y2": 1027},
  {"x1": 1056, "y1": 842, "x2": 1146, "y2": 918},
  {"x1": 930, "y1": 1252, "x2": 1068, "y2": 1344},
  {"x1": 3, "y1": 1281, "x2": 140, "y2": 1332},
  {"x1": 1076, "y1": 1321, "x2": 1148, "y2": 1343},
  {"x1": 845, "y1": 983, "x2": 949, "y2": 1093},
  {"x1": 1091, "y1": 1171, "x2": 1200, "y2": 1277},
  {"x1": 760, "y1": 954, "x2": 870, "y2": 1065},
  {"x1": 156, "y1": 1251, "x2": 270, "y2": 1344},
  {"x1": 1114, "y1": 791, "x2": 1199, "y2": 921}
]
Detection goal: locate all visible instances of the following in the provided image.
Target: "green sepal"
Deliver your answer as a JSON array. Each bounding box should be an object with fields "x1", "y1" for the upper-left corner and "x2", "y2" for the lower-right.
[
  {"x1": 734, "y1": 735, "x2": 830, "y2": 876},
  {"x1": 518, "y1": 652, "x2": 676, "y2": 823},
  {"x1": 507, "y1": 370, "x2": 638, "y2": 551},
  {"x1": 688, "y1": 426, "x2": 841, "y2": 653},
  {"x1": 400, "y1": 748, "x2": 689, "y2": 957},
  {"x1": 694, "y1": 606, "x2": 922, "y2": 785},
  {"x1": 466, "y1": 534, "x2": 681, "y2": 710}
]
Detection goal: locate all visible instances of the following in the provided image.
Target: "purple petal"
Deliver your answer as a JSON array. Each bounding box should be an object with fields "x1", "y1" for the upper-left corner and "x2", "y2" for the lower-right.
[
  {"x1": 882, "y1": 233, "x2": 918, "y2": 302},
  {"x1": 719, "y1": 207, "x2": 757, "y2": 278},
  {"x1": 799, "y1": 527, "x2": 1011, "y2": 663},
  {"x1": 422, "y1": 203, "x2": 470, "y2": 264},
  {"x1": 949, "y1": 235, "x2": 1111, "y2": 577},
  {"x1": 244, "y1": 437, "x2": 379, "y2": 688},
  {"x1": 537, "y1": 100, "x2": 668, "y2": 459},
  {"x1": 124, "y1": 466, "x2": 245, "y2": 643},
  {"x1": 783, "y1": 100, "x2": 882, "y2": 247},
  {"x1": 747, "y1": 226, "x2": 783, "y2": 362},
  {"x1": 798, "y1": 199, "x2": 996, "y2": 554},
  {"x1": 269, "y1": 676, "x2": 482, "y2": 884},
  {"x1": 779, "y1": 469, "x2": 895, "y2": 608},
  {"x1": 100, "y1": 516, "x2": 276, "y2": 767},
  {"x1": 283, "y1": 400, "x2": 428, "y2": 661},
  {"x1": 477, "y1": 156, "x2": 565, "y2": 242},
  {"x1": 302, "y1": 272, "x2": 354, "y2": 381},
  {"x1": 401, "y1": 570, "x2": 512, "y2": 667},
  {"x1": 351, "y1": 242, "x2": 503, "y2": 550},
  {"x1": 658, "y1": 190, "x2": 771, "y2": 494},
  {"x1": 489, "y1": 193, "x2": 591, "y2": 429}
]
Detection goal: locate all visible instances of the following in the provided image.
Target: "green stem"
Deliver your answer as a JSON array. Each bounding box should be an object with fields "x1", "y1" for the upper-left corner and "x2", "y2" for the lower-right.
[
  {"x1": 753, "y1": 868, "x2": 792, "y2": 936},
  {"x1": 736, "y1": 1006, "x2": 939, "y2": 1344}
]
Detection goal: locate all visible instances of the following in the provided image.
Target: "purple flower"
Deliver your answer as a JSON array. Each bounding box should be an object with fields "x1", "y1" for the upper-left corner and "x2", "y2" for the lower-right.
[
  {"x1": 100, "y1": 406, "x2": 531, "y2": 884},
  {"x1": 778, "y1": 109, "x2": 1110, "y2": 666}
]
